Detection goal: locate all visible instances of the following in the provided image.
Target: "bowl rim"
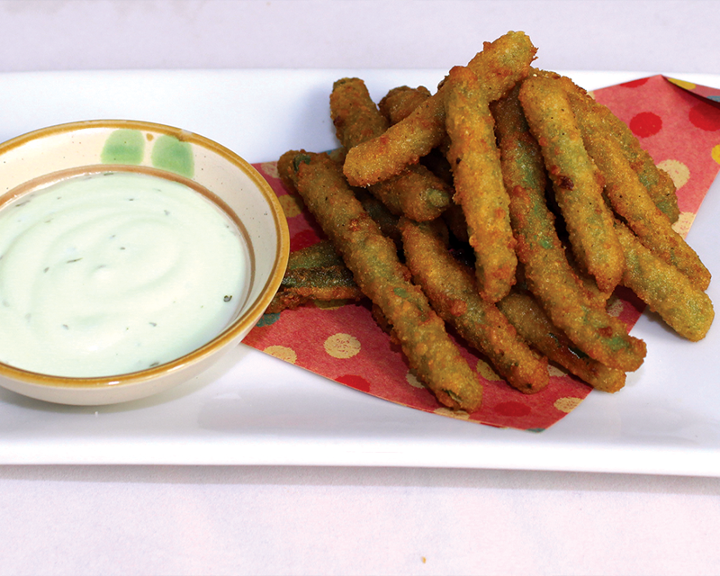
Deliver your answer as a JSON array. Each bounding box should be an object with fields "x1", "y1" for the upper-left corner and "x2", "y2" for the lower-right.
[{"x1": 0, "y1": 118, "x2": 290, "y2": 389}]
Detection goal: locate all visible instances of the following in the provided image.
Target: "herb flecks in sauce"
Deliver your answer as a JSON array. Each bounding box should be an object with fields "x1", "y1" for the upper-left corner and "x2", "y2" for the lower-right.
[{"x1": 0, "y1": 171, "x2": 249, "y2": 377}]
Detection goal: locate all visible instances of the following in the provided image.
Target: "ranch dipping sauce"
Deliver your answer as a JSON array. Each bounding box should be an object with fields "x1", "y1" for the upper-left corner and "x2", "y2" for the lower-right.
[{"x1": 0, "y1": 169, "x2": 250, "y2": 378}]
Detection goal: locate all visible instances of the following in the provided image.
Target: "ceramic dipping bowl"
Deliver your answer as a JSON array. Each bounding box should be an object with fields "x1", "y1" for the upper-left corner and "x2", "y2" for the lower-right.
[{"x1": 0, "y1": 119, "x2": 289, "y2": 405}]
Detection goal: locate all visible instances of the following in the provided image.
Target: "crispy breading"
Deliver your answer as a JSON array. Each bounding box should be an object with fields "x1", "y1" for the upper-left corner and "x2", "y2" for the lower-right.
[
  {"x1": 401, "y1": 218, "x2": 549, "y2": 394},
  {"x1": 614, "y1": 219, "x2": 714, "y2": 341},
  {"x1": 444, "y1": 65, "x2": 517, "y2": 303},
  {"x1": 493, "y1": 84, "x2": 646, "y2": 372},
  {"x1": 343, "y1": 31, "x2": 537, "y2": 187},
  {"x1": 519, "y1": 74, "x2": 625, "y2": 294},
  {"x1": 498, "y1": 291, "x2": 626, "y2": 392},
  {"x1": 330, "y1": 77, "x2": 452, "y2": 221},
  {"x1": 285, "y1": 150, "x2": 482, "y2": 411}
]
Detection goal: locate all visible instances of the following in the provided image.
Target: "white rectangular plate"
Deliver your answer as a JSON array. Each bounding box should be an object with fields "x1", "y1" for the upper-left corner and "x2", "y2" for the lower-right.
[{"x1": 0, "y1": 69, "x2": 718, "y2": 475}]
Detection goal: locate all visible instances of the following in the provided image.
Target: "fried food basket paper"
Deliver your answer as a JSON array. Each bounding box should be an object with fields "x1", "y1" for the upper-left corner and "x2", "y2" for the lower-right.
[{"x1": 245, "y1": 75, "x2": 720, "y2": 432}]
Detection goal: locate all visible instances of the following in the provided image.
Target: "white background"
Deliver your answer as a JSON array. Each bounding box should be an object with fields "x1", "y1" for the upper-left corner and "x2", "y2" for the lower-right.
[{"x1": 1, "y1": 1, "x2": 720, "y2": 575}]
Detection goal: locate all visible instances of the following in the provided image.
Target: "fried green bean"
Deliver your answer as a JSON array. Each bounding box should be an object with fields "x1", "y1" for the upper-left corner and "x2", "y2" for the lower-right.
[
  {"x1": 330, "y1": 77, "x2": 452, "y2": 221},
  {"x1": 287, "y1": 240, "x2": 344, "y2": 269},
  {"x1": 493, "y1": 85, "x2": 646, "y2": 372},
  {"x1": 267, "y1": 265, "x2": 364, "y2": 313},
  {"x1": 379, "y1": 85, "x2": 432, "y2": 125},
  {"x1": 614, "y1": 219, "x2": 714, "y2": 341},
  {"x1": 444, "y1": 65, "x2": 517, "y2": 303},
  {"x1": 498, "y1": 291, "x2": 626, "y2": 393},
  {"x1": 343, "y1": 31, "x2": 537, "y2": 187},
  {"x1": 269, "y1": 186, "x2": 403, "y2": 312},
  {"x1": 285, "y1": 149, "x2": 482, "y2": 411},
  {"x1": 519, "y1": 74, "x2": 625, "y2": 294},
  {"x1": 267, "y1": 241, "x2": 364, "y2": 313},
  {"x1": 560, "y1": 76, "x2": 680, "y2": 223},
  {"x1": 369, "y1": 164, "x2": 453, "y2": 222},
  {"x1": 277, "y1": 147, "x2": 300, "y2": 194},
  {"x1": 330, "y1": 77, "x2": 390, "y2": 149},
  {"x1": 401, "y1": 218, "x2": 549, "y2": 394},
  {"x1": 580, "y1": 128, "x2": 711, "y2": 291}
]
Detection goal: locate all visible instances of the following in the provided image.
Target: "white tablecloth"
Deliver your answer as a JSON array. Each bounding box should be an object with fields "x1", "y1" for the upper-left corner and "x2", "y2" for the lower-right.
[{"x1": 1, "y1": 2, "x2": 719, "y2": 574}]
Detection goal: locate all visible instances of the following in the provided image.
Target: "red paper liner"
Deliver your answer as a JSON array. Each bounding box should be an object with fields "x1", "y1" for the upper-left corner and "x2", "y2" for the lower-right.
[{"x1": 245, "y1": 75, "x2": 720, "y2": 431}]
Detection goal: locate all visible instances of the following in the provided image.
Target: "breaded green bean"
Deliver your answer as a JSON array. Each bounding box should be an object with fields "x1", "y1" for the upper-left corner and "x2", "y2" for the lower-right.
[
  {"x1": 330, "y1": 77, "x2": 390, "y2": 148},
  {"x1": 578, "y1": 127, "x2": 711, "y2": 291},
  {"x1": 498, "y1": 291, "x2": 626, "y2": 392},
  {"x1": 369, "y1": 164, "x2": 453, "y2": 222},
  {"x1": 493, "y1": 85, "x2": 646, "y2": 372},
  {"x1": 444, "y1": 65, "x2": 517, "y2": 303},
  {"x1": 277, "y1": 148, "x2": 300, "y2": 194},
  {"x1": 267, "y1": 241, "x2": 364, "y2": 313},
  {"x1": 330, "y1": 77, "x2": 452, "y2": 221},
  {"x1": 267, "y1": 265, "x2": 363, "y2": 313},
  {"x1": 343, "y1": 31, "x2": 537, "y2": 187},
  {"x1": 379, "y1": 85, "x2": 432, "y2": 125},
  {"x1": 561, "y1": 77, "x2": 680, "y2": 223},
  {"x1": 286, "y1": 150, "x2": 482, "y2": 411},
  {"x1": 280, "y1": 149, "x2": 402, "y2": 247},
  {"x1": 614, "y1": 219, "x2": 714, "y2": 341},
  {"x1": 519, "y1": 74, "x2": 625, "y2": 294},
  {"x1": 287, "y1": 240, "x2": 344, "y2": 269},
  {"x1": 400, "y1": 218, "x2": 549, "y2": 394}
]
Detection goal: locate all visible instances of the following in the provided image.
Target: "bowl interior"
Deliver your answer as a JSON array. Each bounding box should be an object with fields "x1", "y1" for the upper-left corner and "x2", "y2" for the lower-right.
[{"x1": 0, "y1": 119, "x2": 289, "y2": 401}]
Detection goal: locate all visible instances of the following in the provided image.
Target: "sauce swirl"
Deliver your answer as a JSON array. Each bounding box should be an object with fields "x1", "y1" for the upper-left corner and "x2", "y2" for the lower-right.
[{"x1": 0, "y1": 170, "x2": 250, "y2": 377}]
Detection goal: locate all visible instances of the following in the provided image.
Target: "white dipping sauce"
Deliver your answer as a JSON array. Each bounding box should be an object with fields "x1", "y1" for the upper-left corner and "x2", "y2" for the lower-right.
[{"x1": 0, "y1": 170, "x2": 250, "y2": 377}]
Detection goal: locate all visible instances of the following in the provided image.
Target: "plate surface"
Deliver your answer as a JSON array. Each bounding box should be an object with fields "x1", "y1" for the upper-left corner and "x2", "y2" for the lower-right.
[{"x1": 0, "y1": 69, "x2": 718, "y2": 475}]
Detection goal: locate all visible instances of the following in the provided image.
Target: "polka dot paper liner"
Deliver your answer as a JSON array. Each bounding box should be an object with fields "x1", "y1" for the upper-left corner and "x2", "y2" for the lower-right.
[{"x1": 245, "y1": 75, "x2": 720, "y2": 432}]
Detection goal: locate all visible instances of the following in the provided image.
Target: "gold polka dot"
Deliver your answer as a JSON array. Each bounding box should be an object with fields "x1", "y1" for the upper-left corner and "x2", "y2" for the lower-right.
[
  {"x1": 406, "y1": 372, "x2": 425, "y2": 389},
  {"x1": 548, "y1": 365, "x2": 566, "y2": 378},
  {"x1": 656, "y1": 159, "x2": 690, "y2": 190},
  {"x1": 263, "y1": 345, "x2": 297, "y2": 364},
  {"x1": 668, "y1": 78, "x2": 696, "y2": 91},
  {"x1": 278, "y1": 194, "x2": 304, "y2": 218},
  {"x1": 712, "y1": 144, "x2": 720, "y2": 165},
  {"x1": 324, "y1": 333, "x2": 361, "y2": 359},
  {"x1": 606, "y1": 295, "x2": 624, "y2": 317},
  {"x1": 672, "y1": 211, "x2": 696, "y2": 238},
  {"x1": 434, "y1": 407, "x2": 470, "y2": 420},
  {"x1": 476, "y1": 359, "x2": 502, "y2": 381},
  {"x1": 260, "y1": 161, "x2": 279, "y2": 178},
  {"x1": 554, "y1": 397, "x2": 583, "y2": 413}
]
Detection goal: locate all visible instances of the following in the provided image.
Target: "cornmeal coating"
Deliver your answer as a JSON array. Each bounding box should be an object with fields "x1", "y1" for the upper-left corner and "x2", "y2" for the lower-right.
[
  {"x1": 561, "y1": 77, "x2": 679, "y2": 223},
  {"x1": 401, "y1": 218, "x2": 549, "y2": 394},
  {"x1": 286, "y1": 150, "x2": 482, "y2": 411},
  {"x1": 343, "y1": 31, "x2": 537, "y2": 187},
  {"x1": 519, "y1": 74, "x2": 624, "y2": 294},
  {"x1": 579, "y1": 127, "x2": 710, "y2": 291},
  {"x1": 369, "y1": 164, "x2": 453, "y2": 222},
  {"x1": 330, "y1": 77, "x2": 390, "y2": 149},
  {"x1": 379, "y1": 85, "x2": 432, "y2": 125},
  {"x1": 287, "y1": 240, "x2": 345, "y2": 269},
  {"x1": 444, "y1": 65, "x2": 517, "y2": 303},
  {"x1": 330, "y1": 77, "x2": 451, "y2": 221},
  {"x1": 267, "y1": 265, "x2": 363, "y2": 313},
  {"x1": 614, "y1": 219, "x2": 714, "y2": 342},
  {"x1": 493, "y1": 85, "x2": 646, "y2": 372},
  {"x1": 498, "y1": 291, "x2": 626, "y2": 393}
]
